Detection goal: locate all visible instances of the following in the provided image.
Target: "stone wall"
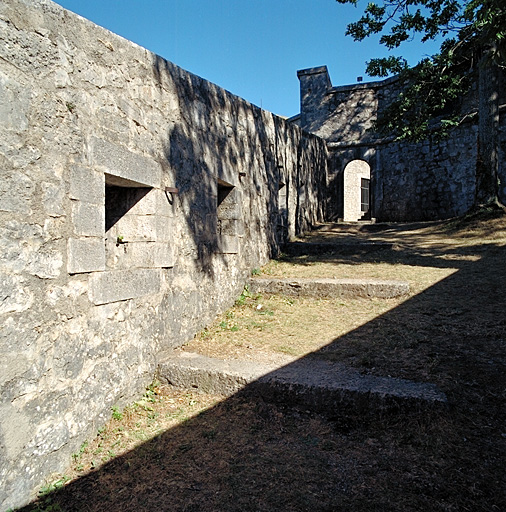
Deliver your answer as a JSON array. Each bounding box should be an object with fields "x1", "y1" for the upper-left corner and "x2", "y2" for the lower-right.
[
  {"x1": 0, "y1": 1, "x2": 327, "y2": 508},
  {"x1": 297, "y1": 66, "x2": 506, "y2": 222}
]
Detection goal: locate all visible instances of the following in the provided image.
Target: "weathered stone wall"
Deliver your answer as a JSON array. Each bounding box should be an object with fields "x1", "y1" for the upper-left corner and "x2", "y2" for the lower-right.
[
  {"x1": 298, "y1": 66, "x2": 506, "y2": 222},
  {"x1": 373, "y1": 124, "x2": 478, "y2": 221},
  {"x1": 0, "y1": 0, "x2": 327, "y2": 508}
]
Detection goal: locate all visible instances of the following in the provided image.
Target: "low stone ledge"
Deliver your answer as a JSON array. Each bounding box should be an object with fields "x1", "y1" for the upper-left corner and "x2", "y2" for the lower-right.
[
  {"x1": 248, "y1": 277, "x2": 410, "y2": 299},
  {"x1": 157, "y1": 352, "x2": 270, "y2": 396},
  {"x1": 157, "y1": 352, "x2": 447, "y2": 415}
]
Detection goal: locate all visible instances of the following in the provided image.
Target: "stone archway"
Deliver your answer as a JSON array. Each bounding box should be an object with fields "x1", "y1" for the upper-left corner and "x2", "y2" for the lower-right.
[{"x1": 343, "y1": 160, "x2": 371, "y2": 222}]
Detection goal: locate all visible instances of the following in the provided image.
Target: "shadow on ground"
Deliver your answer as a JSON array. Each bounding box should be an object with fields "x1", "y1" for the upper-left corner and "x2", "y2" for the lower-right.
[{"x1": 18, "y1": 222, "x2": 506, "y2": 512}]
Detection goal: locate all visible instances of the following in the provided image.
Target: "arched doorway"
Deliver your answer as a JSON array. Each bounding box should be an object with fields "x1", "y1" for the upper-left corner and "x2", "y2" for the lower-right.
[{"x1": 343, "y1": 160, "x2": 371, "y2": 222}]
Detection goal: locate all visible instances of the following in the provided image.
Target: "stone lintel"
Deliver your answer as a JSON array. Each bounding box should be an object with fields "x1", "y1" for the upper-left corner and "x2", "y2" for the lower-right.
[{"x1": 91, "y1": 137, "x2": 162, "y2": 188}]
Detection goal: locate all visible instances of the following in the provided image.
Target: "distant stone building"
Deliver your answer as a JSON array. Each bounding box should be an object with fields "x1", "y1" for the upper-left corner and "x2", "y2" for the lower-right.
[{"x1": 291, "y1": 65, "x2": 506, "y2": 222}]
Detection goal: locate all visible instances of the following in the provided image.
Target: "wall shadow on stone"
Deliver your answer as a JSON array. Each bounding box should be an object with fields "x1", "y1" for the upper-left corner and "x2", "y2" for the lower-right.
[
  {"x1": 105, "y1": 186, "x2": 151, "y2": 232},
  {"x1": 16, "y1": 232, "x2": 505, "y2": 511}
]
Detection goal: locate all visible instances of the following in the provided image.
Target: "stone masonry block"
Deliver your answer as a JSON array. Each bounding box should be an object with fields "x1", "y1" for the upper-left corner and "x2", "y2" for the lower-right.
[
  {"x1": 88, "y1": 268, "x2": 162, "y2": 305},
  {"x1": 69, "y1": 165, "x2": 105, "y2": 204},
  {"x1": 218, "y1": 234, "x2": 239, "y2": 254},
  {"x1": 236, "y1": 220, "x2": 245, "y2": 237},
  {"x1": 125, "y1": 189, "x2": 174, "y2": 217},
  {"x1": 127, "y1": 242, "x2": 175, "y2": 268},
  {"x1": 158, "y1": 190, "x2": 177, "y2": 217},
  {"x1": 219, "y1": 219, "x2": 243, "y2": 236},
  {"x1": 72, "y1": 202, "x2": 104, "y2": 237},
  {"x1": 0, "y1": 171, "x2": 34, "y2": 214},
  {"x1": 0, "y1": 71, "x2": 30, "y2": 132},
  {"x1": 160, "y1": 190, "x2": 177, "y2": 217},
  {"x1": 67, "y1": 238, "x2": 105, "y2": 274},
  {"x1": 91, "y1": 137, "x2": 161, "y2": 188},
  {"x1": 217, "y1": 202, "x2": 241, "y2": 220},
  {"x1": 193, "y1": 214, "x2": 217, "y2": 240},
  {"x1": 41, "y1": 182, "x2": 65, "y2": 217},
  {"x1": 221, "y1": 187, "x2": 242, "y2": 206},
  {"x1": 110, "y1": 215, "x2": 171, "y2": 242},
  {"x1": 206, "y1": 213, "x2": 218, "y2": 234},
  {"x1": 155, "y1": 217, "x2": 171, "y2": 242},
  {"x1": 123, "y1": 189, "x2": 153, "y2": 215},
  {"x1": 152, "y1": 243, "x2": 175, "y2": 268},
  {"x1": 112, "y1": 215, "x2": 157, "y2": 242}
]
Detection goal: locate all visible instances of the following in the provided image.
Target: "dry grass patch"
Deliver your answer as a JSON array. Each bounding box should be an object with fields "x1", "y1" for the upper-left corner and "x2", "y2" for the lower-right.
[
  {"x1": 183, "y1": 210, "x2": 506, "y2": 376},
  {"x1": 23, "y1": 380, "x2": 505, "y2": 512},
  {"x1": 185, "y1": 292, "x2": 407, "y2": 363}
]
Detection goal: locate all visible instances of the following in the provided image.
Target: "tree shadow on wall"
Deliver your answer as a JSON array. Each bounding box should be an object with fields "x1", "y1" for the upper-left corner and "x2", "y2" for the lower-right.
[
  {"x1": 156, "y1": 57, "x2": 277, "y2": 276},
  {"x1": 17, "y1": 231, "x2": 506, "y2": 512},
  {"x1": 154, "y1": 54, "x2": 326, "y2": 276},
  {"x1": 143, "y1": 57, "x2": 316, "y2": 344}
]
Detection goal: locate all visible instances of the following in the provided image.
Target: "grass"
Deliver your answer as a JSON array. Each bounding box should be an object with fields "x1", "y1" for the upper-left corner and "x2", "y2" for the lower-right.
[
  {"x1": 19, "y1": 209, "x2": 506, "y2": 512},
  {"x1": 181, "y1": 210, "x2": 505, "y2": 373}
]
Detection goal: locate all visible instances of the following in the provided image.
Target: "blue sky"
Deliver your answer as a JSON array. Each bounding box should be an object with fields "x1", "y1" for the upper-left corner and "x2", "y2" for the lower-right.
[{"x1": 54, "y1": 0, "x2": 442, "y2": 117}]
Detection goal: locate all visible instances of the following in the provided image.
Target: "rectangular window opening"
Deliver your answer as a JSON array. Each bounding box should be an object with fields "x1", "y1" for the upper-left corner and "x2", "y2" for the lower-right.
[
  {"x1": 216, "y1": 179, "x2": 240, "y2": 254},
  {"x1": 360, "y1": 178, "x2": 370, "y2": 213},
  {"x1": 104, "y1": 173, "x2": 155, "y2": 270},
  {"x1": 105, "y1": 184, "x2": 151, "y2": 233},
  {"x1": 217, "y1": 180, "x2": 235, "y2": 207}
]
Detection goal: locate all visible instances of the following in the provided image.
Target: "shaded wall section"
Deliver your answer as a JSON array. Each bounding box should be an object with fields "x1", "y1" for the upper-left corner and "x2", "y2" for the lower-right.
[
  {"x1": 0, "y1": 0, "x2": 327, "y2": 508},
  {"x1": 297, "y1": 66, "x2": 506, "y2": 222}
]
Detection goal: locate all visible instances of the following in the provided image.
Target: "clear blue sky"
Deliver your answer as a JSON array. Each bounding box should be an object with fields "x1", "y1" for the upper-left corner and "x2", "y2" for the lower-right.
[{"x1": 54, "y1": 0, "x2": 441, "y2": 117}]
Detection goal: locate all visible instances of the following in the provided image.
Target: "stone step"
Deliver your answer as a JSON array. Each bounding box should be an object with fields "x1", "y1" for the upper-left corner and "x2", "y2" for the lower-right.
[
  {"x1": 248, "y1": 277, "x2": 410, "y2": 299},
  {"x1": 337, "y1": 218, "x2": 377, "y2": 225},
  {"x1": 157, "y1": 352, "x2": 447, "y2": 416},
  {"x1": 282, "y1": 241, "x2": 393, "y2": 256}
]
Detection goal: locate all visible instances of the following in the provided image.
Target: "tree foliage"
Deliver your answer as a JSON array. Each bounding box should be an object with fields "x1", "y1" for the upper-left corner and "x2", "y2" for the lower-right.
[{"x1": 336, "y1": 0, "x2": 506, "y2": 141}]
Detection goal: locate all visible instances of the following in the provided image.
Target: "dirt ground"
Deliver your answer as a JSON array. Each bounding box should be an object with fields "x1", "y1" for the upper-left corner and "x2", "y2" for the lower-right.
[{"x1": 21, "y1": 209, "x2": 506, "y2": 512}]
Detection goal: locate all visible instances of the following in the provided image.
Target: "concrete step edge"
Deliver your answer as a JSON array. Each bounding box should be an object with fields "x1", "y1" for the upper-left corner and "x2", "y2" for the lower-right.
[
  {"x1": 156, "y1": 352, "x2": 447, "y2": 417},
  {"x1": 248, "y1": 277, "x2": 410, "y2": 298}
]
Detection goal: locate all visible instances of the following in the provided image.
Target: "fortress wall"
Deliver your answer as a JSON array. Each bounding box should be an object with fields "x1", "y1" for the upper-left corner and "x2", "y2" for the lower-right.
[
  {"x1": 299, "y1": 66, "x2": 506, "y2": 222},
  {"x1": 374, "y1": 125, "x2": 478, "y2": 221},
  {"x1": 327, "y1": 131, "x2": 479, "y2": 222},
  {"x1": 0, "y1": 0, "x2": 327, "y2": 507}
]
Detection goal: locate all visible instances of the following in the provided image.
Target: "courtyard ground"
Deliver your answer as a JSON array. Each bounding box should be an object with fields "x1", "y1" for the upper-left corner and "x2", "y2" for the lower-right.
[{"x1": 21, "y1": 208, "x2": 506, "y2": 512}]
